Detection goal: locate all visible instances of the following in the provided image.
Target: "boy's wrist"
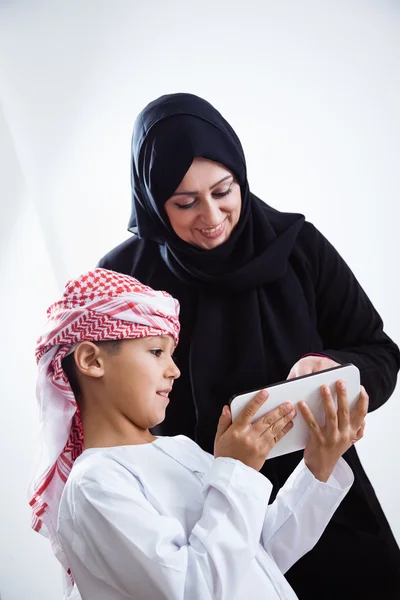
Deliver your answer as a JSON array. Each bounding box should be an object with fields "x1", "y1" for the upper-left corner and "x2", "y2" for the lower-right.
[{"x1": 304, "y1": 457, "x2": 336, "y2": 483}]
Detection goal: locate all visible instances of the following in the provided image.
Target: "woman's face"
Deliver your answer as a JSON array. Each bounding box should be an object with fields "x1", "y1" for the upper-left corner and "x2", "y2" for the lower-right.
[{"x1": 164, "y1": 158, "x2": 242, "y2": 250}]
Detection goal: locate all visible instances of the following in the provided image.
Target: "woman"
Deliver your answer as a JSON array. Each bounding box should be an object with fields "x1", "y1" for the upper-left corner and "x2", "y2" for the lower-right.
[{"x1": 98, "y1": 93, "x2": 400, "y2": 599}]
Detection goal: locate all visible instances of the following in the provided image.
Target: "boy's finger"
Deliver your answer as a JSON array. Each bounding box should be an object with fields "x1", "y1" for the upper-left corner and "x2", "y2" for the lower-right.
[
  {"x1": 253, "y1": 402, "x2": 295, "y2": 433},
  {"x1": 353, "y1": 420, "x2": 366, "y2": 443},
  {"x1": 351, "y1": 386, "x2": 369, "y2": 430},
  {"x1": 320, "y1": 385, "x2": 337, "y2": 433},
  {"x1": 269, "y1": 419, "x2": 294, "y2": 445},
  {"x1": 298, "y1": 400, "x2": 320, "y2": 435},
  {"x1": 236, "y1": 389, "x2": 269, "y2": 427},
  {"x1": 336, "y1": 380, "x2": 350, "y2": 431},
  {"x1": 258, "y1": 405, "x2": 296, "y2": 437},
  {"x1": 215, "y1": 406, "x2": 232, "y2": 441}
]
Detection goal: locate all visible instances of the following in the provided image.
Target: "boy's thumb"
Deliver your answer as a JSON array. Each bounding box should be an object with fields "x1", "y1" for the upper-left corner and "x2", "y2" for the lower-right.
[{"x1": 215, "y1": 406, "x2": 231, "y2": 439}]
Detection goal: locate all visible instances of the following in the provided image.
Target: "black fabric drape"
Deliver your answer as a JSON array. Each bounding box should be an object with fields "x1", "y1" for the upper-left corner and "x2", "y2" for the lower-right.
[{"x1": 99, "y1": 93, "x2": 400, "y2": 599}]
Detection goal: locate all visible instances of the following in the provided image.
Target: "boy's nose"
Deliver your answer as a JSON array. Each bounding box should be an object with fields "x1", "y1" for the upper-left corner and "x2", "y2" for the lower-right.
[
  {"x1": 172, "y1": 363, "x2": 181, "y2": 379},
  {"x1": 167, "y1": 357, "x2": 181, "y2": 380}
]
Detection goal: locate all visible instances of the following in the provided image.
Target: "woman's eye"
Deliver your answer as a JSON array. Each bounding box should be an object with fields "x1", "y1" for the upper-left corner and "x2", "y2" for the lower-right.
[
  {"x1": 213, "y1": 187, "x2": 232, "y2": 199},
  {"x1": 175, "y1": 200, "x2": 196, "y2": 210},
  {"x1": 174, "y1": 186, "x2": 232, "y2": 208},
  {"x1": 150, "y1": 349, "x2": 163, "y2": 357}
]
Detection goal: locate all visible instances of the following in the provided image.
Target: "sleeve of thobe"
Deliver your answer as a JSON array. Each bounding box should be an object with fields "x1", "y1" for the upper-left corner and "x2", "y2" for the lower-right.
[
  {"x1": 260, "y1": 457, "x2": 354, "y2": 574},
  {"x1": 58, "y1": 457, "x2": 273, "y2": 600}
]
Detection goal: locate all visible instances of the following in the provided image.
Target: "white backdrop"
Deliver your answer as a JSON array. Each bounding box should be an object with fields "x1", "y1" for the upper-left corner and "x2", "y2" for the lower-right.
[{"x1": 1, "y1": 1, "x2": 399, "y2": 598}]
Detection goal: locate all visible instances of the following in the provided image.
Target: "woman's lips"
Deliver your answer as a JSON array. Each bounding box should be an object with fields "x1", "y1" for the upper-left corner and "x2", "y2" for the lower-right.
[{"x1": 196, "y1": 217, "x2": 227, "y2": 239}]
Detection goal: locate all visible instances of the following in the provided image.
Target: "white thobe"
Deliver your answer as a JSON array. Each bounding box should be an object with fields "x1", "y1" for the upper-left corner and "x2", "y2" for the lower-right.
[{"x1": 57, "y1": 435, "x2": 353, "y2": 600}]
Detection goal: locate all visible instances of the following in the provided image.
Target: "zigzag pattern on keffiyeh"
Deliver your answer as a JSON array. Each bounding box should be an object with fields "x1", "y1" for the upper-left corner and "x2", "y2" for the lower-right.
[{"x1": 29, "y1": 268, "x2": 180, "y2": 584}]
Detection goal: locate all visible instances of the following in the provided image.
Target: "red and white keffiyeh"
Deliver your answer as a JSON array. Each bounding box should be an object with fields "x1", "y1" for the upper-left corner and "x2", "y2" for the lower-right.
[{"x1": 29, "y1": 268, "x2": 180, "y2": 584}]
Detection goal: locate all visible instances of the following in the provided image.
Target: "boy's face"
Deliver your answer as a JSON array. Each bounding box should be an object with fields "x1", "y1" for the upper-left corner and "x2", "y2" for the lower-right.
[{"x1": 102, "y1": 335, "x2": 180, "y2": 430}]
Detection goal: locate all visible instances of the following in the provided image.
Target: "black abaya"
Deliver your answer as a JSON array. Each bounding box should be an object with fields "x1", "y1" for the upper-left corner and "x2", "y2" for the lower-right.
[{"x1": 98, "y1": 93, "x2": 400, "y2": 599}]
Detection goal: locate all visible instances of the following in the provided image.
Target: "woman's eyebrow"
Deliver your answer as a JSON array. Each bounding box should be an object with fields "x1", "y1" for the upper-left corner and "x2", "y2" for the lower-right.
[{"x1": 171, "y1": 175, "x2": 233, "y2": 197}]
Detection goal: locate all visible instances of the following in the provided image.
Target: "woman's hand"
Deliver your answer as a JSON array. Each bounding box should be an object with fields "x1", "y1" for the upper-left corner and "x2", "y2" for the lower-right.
[
  {"x1": 299, "y1": 381, "x2": 369, "y2": 482},
  {"x1": 287, "y1": 355, "x2": 340, "y2": 379},
  {"x1": 214, "y1": 390, "x2": 296, "y2": 471}
]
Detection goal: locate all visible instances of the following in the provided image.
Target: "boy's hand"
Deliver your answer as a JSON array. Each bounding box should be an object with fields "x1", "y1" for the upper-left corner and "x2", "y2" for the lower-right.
[
  {"x1": 299, "y1": 381, "x2": 369, "y2": 482},
  {"x1": 214, "y1": 390, "x2": 296, "y2": 471}
]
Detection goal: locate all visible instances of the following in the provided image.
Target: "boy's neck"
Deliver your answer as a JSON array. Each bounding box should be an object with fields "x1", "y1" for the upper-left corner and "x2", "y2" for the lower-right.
[{"x1": 80, "y1": 403, "x2": 156, "y2": 449}]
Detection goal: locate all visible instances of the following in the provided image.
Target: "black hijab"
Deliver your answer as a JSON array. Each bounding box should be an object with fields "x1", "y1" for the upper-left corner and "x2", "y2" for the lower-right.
[{"x1": 128, "y1": 93, "x2": 317, "y2": 454}]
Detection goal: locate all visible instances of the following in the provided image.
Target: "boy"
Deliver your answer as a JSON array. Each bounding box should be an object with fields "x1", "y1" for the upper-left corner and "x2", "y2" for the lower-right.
[{"x1": 30, "y1": 268, "x2": 367, "y2": 600}]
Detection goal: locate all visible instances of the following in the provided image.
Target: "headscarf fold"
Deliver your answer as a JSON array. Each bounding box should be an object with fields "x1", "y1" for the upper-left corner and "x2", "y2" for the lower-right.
[
  {"x1": 129, "y1": 93, "x2": 304, "y2": 289},
  {"x1": 124, "y1": 93, "x2": 317, "y2": 484},
  {"x1": 30, "y1": 268, "x2": 180, "y2": 588}
]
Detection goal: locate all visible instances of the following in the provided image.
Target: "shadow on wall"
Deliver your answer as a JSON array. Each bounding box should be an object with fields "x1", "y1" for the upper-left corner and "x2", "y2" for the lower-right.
[{"x1": 0, "y1": 101, "x2": 26, "y2": 253}]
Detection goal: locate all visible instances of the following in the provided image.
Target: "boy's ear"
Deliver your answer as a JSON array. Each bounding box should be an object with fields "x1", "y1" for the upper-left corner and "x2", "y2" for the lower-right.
[{"x1": 74, "y1": 342, "x2": 105, "y2": 379}]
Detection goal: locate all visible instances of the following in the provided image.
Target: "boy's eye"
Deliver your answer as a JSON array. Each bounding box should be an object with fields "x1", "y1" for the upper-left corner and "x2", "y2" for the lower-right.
[{"x1": 150, "y1": 349, "x2": 163, "y2": 357}]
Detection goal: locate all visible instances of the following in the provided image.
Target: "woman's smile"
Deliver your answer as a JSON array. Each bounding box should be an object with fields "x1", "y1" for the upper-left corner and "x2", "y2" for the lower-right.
[
  {"x1": 196, "y1": 216, "x2": 227, "y2": 239},
  {"x1": 164, "y1": 159, "x2": 242, "y2": 250}
]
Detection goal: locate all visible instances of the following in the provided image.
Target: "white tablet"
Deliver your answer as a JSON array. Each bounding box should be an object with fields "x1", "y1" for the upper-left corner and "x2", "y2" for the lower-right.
[{"x1": 230, "y1": 364, "x2": 360, "y2": 459}]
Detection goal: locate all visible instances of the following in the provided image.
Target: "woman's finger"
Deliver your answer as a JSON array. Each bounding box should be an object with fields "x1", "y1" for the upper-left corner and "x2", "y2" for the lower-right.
[
  {"x1": 298, "y1": 400, "x2": 320, "y2": 436},
  {"x1": 320, "y1": 385, "x2": 337, "y2": 433},
  {"x1": 286, "y1": 356, "x2": 341, "y2": 380},
  {"x1": 336, "y1": 380, "x2": 350, "y2": 431},
  {"x1": 287, "y1": 362, "x2": 312, "y2": 380}
]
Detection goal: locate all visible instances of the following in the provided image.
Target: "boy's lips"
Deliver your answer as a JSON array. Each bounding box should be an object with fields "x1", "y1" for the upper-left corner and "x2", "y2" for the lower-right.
[{"x1": 157, "y1": 389, "x2": 172, "y2": 400}]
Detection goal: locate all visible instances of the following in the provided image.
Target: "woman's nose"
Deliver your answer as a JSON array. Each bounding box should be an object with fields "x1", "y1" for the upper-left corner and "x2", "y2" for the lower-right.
[{"x1": 199, "y1": 198, "x2": 221, "y2": 226}]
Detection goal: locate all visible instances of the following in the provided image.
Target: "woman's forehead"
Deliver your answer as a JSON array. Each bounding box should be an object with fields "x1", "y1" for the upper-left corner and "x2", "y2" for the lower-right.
[{"x1": 176, "y1": 159, "x2": 233, "y2": 188}]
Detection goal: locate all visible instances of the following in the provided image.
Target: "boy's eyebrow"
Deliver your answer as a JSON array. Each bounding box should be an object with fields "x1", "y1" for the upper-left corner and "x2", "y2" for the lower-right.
[
  {"x1": 171, "y1": 175, "x2": 233, "y2": 197},
  {"x1": 148, "y1": 334, "x2": 173, "y2": 344},
  {"x1": 150, "y1": 334, "x2": 175, "y2": 351}
]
